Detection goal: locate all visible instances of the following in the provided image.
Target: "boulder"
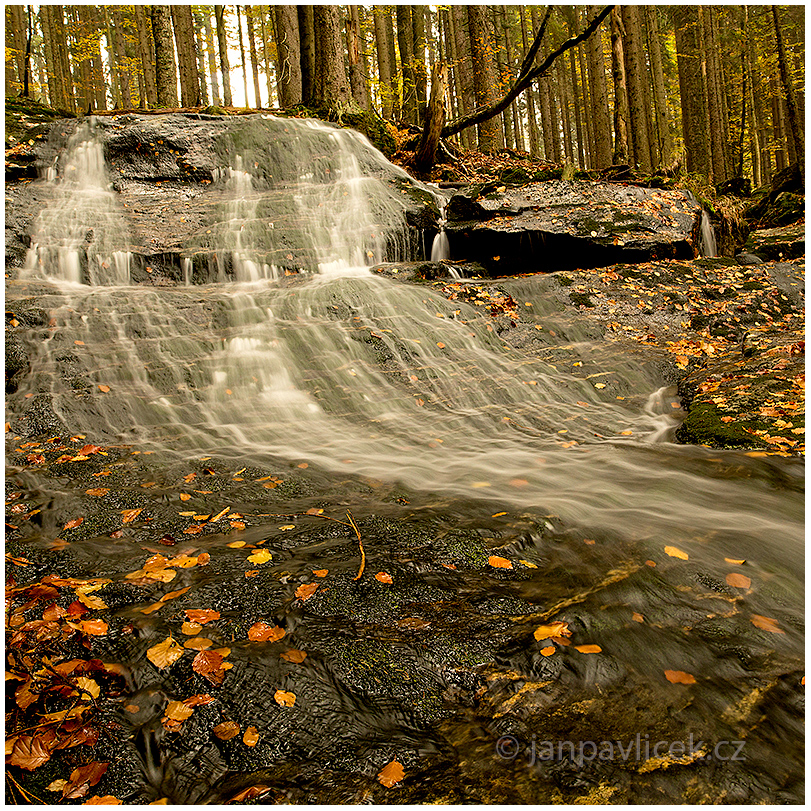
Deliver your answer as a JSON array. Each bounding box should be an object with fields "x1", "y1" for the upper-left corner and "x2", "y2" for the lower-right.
[
  {"x1": 744, "y1": 223, "x2": 805, "y2": 261},
  {"x1": 444, "y1": 180, "x2": 703, "y2": 276}
]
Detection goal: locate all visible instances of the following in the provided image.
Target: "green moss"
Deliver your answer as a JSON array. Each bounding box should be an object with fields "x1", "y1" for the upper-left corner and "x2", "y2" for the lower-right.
[
  {"x1": 677, "y1": 402, "x2": 767, "y2": 450},
  {"x1": 569, "y1": 291, "x2": 595, "y2": 308},
  {"x1": 335, "y1": 110, "x2": 397, "y2": 156}
]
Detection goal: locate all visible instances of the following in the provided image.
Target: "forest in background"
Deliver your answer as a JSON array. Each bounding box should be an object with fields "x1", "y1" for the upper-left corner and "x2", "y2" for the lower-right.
[{"x1": 4, "y1": 5, "x2": 805, "y2": 187}]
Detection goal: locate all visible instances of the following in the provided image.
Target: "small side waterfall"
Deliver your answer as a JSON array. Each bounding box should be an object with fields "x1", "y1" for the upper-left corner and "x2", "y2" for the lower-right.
[
  {"x1": 698, "y1": 210, "x2": 717, "y2": 257},
  {"x1": 431, "y1": 204, "x2": 450, "y2": 262},
  {"x1": 21, "y1": 119, "x2": 133, "y2": 286}
]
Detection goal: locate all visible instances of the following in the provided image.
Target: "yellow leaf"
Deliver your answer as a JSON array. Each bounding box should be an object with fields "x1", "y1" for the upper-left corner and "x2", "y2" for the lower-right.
[
  {"x1": 664, "y1": 545, "x2": 689, "y2": 560},
  {"x1": 281, "y1": 649, "x2": 307, "y2": 664},
  {"x1": 519, "y1": 559, "x2": 538, "y2": 568},
  {"x1": 183, "y1": 637, "x2": 214, "y2": 650},
  {"x1": 163, "y1": 701, "x2": 194, "y2": 722},
  {"x1": 724, "y1": 558, "x2": 746, "y2": 565},
  {"x1": 121, "y1": 508, "x2": 143, "y2": 524},
  {"x1": 313, "y1": 569, "x2": 328, "y2": 577},
  {"x1": 243, "y1": 726, "x2": 260, "y2": 747},
  {"x1": 540, "y1": 646, "x2": 555, "y2": 657},
  {"x1": 228, "y1": 541, "x2": 246, "y2": 548},
  {"x1": 575, "y1": 644, "x2": 602, "y2": 654},
  {"x1": 631, "y1": 612, "x2": 644, "y2": 623},
  {"x1": 295, "y1": 582, "x2": 318, "y2": 600},
  {"x1": 725, "y1": 572, "x2": 751, "y2": 589},
  {"x1": 491, "y1": 512, "x2": 507, "y2": 517},
  {"x1": 279, "y1": 524, "x2": 295, "y2": 531},
  {"x1": 210, "y1": 507, "x2": 230, "y2": 522},
  {"x1": 179, "y1": 493, "x2": 192, "y2": 501},
  {"x1": 274, "y1": 689, "x2": 296, "y2": 707},
  {"x1": 377, "y1": 760, "x2": 405, "y2": 788},
  {"x1": 77, "y1": 591, "x2": 107, "y2": 610},
  {"x1": 146, "y1": 635, "x2": 185, "y2": 669},
  {"x1": 487, "y1": 556, "x2": 513, "y2": 569},
  {"x1": 75, "y1": 676, "x2": 100, "y2": 699},
  {"x1": 247, "y1": 549, "x2": 273, "y2": 564},
  {"x1": 181, "y1": 621, "x2": 203, "y2": 635}
]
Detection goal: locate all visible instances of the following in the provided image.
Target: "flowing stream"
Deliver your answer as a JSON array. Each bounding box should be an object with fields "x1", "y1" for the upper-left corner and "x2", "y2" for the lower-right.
[{"x1": 7, "y1": 119, "x2": 803, "y2": 803}]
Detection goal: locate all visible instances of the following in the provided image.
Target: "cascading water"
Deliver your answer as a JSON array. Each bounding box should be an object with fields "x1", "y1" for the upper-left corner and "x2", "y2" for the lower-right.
[
  {"x1": 7, "y1": 115, "x2": 802, "y2": 803},
  {"x1": 699, "y1": 209, "x2": 718, "y2": 257}
]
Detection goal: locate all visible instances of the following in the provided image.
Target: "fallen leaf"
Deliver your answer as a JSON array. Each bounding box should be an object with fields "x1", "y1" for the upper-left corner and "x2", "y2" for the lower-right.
[
  {"x1": 121, "y1": 508, "x2": 143, "y2": 524},
  {"x1": 77, "y1": 591, "x2": 108, "y2": 610},
  {"x1": 213, "y1": 721, "x2": 240, "y2": 740},
  {"x1": 487, "y1": 555, "x2": 513, "y2": 569},
  {"x1": 163, "y1": 701, "x2": 195, "y2": 723},
  {"x1": 664, "y1": 669, "x2": 697, "y2": 685},
  {"x1": 185, "y1": 609, "x2": 220, "y2": 624},
  {"x1": 146, "y1": 635, "x2": 185, "y2": 669},
  {"x1": 63, "y1": 761, "x2": 109, "y2": 800},
  {"x1": 79, "y1": 619, "x2": 108, "y2": 636},
  {"x1": 725, "y1": 572, "x2": 752, "y2": 589},
  {"x1": 631, "y1": 612, "x2": 644, "y2": 623},
  {"x1": 374, "y1": 572, "x2": 393, "y2": 584},
  {"x1": 181, "y1": 621, "x2": 203, "y2": 635},
  {"x1": 184, "y1": 637, "x2": 214, "y2": 650},
  {"x1": 8, "y1": 734, "x2": 53, "y2": 770},
  {"x1": 64, "y1": 517, "x2": 84, "y2": 530},
  {"x1": 46, "y1": 779, "x2": 68, "y2": 792},
  {"x1": 192, "y1": 649, "x2": 226, "y2": 686},
  {"x1": 197, "y1": 552, "x2": 210, "y2": 565},
  {"x1": 377, "y1": 759, "x2": 405, "y2": 788},
  {"x1": 227, "y1": 786, "x2": 269, "y2": 803},
  {"x1": 724, "y1": 557, "x2": 746, "y2": 565},
  {"x1": 540, "y1": 646, "x2": 555, "y2": 657},
  {"x1": 664, "y1": 545, "x2": 689, "y2": 560},
  {"x1": 295, "y1": 582, "x2": 318, "y2": 600},
  {"x1": 247, "y1": 549, "x2": 272, "y2": 565},
  {"x1": 274, "y1": 689, "x2": 296, "y2": 707},
  {"x1": 85, "y1": 488, "x2": 110, "y2": 497},
  {"x1": 750, "y1": 614, "x2": 785, "y2": 634},
  {"x1": 248, "y1": 621, "x2": 286, "y2": 642},
  {"x1": 83, "y1": 796, "x2": 122, "y2": 804},
  {"x1": 575, "y1": 644, "x2": 602, "y2": 654},
  {"x1": 243, "y1": 726, "x2": 260, "y2": 747},
  {"x1": 179, "y1": 493, "x2": 192, "y2": 501},
  {"x1": 533, "y1": 621, "x2": 571, "y2": 641},
  {"x1": 280, "y1": 649, "x2": 307, "y2": 664},
  {"x1": 75, "y1": 677, "x2": 101, "y2": 699},
  {"x1": 313, "y1": 569, "x2": 328, "y2": 577}
]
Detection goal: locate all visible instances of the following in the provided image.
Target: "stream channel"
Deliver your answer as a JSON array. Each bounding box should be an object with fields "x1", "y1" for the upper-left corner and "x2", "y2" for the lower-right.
[{"x1": 5, "y1": 118, "x2": 803, "y2": 804}]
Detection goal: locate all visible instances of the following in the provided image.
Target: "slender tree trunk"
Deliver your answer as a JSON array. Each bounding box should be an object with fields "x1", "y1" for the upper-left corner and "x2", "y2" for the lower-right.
[
  {"x1": 451, "y1": 5, "x2": 475, "y2": 149},
  {"x1": 134, "y1": 5, "x2": 158, "y2": 108},
  {"x1": 259, "y1": 7, "x2": 275, "y2": 107},
  {"x1": 772, "y1": 4, "x2": 804, "y2": 173},
  {"x1": 411, "y1": 5, "x2": 429, "y2": 121},
  {"x1": 298, "y1": 5, "x2": 315, "y2": 107},
  {"x1": 502, "y1": 6, "x2": 524, "y2": 151},
  {"x1": 373, "y1": 7, "x2": 395, "y2": 118},
  {"x1": 275, "y1": 5, "x2": 302, "y2": 107},
  {"x1": 674, "y1": 7, "x2": 711, "y2": 178},
  {"x1": 620, "y1": 5, "x2": 652, "y2": 171},
  {"x1": 468, "y1": 4, "x2": 502, "y2": 153},
  {"x1": 397, "y1": 5, "x2": 417, "y2": 123},
  {"x1": 519, "y1": 6, "x2": 540, "y2": 158},
  {"x1": 610, "y1": 8, "x2": 629, "y2": 165},
  {"x1": 214, "y1": 6, "x2": 232, "y2": 106},
  {"x1": 151, "y1": 5, "x2": 178, "y2": 108},
  {"x1": 235, "y1": 6, "x2": 250, "y2": 107},
  {"x1": 585, "y1": 6, "x2": 612, "y2": 168},
  {"x1": 346, "y1": 5, "x2": 369, "y2": 109},
  {"x1": 645, "y1": 7, "x2": 673, "y2": 168},
  {"x1": 203, "y1": 11, "x2": 221, "y2": 107},
  {"x1": 172, "y1": 5, "x2": 201, "y2": 106},
  {"x1": 193, "y1": 10, "x2": 210, "y2": 106},
  {"x1": 245, "y1": 6, "x2": 262, "y2": 108},
  {"x1": 6, "y1": 5, "x2": 26, "y2": 95},
  {"x1": 701, "y1": 7, "x2": 727, "y2": 182},
  {"x1": 492, "y1": 7, "x2": 513, "y2": 150}
]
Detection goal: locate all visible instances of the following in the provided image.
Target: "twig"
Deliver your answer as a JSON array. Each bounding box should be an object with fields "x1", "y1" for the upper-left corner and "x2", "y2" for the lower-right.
[
  {"x1": 346, "y1": 512, "x2": 365, "y2": 581},
  {"x1": 7, "y1": 772, "x2": 45, "y2": 804}
]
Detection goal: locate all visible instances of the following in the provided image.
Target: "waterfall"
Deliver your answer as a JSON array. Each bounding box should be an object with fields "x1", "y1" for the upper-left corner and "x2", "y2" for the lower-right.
[
  {"x1": 21, "y1": 119, "x2": 133, "y2": 286},
  {"x1": 431, "y1": 204, "x2": 450, "y2": 262},
  {"x1": 699, "y1": 210, "x2": 717, "y2": 257}
]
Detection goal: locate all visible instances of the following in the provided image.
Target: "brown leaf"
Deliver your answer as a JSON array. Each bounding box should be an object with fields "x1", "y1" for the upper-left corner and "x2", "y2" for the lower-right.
[
  {"x1": 192, "y1": 650, "x2": 226, "y2": 686},
  {"x1": 725, "y1": 572, "x2": 752, "y2": 589},
  {"x1": 146, "y1": 635, "x2": 184, "y2": 669},
  {"x1": 274, "y1": 689, "x2": 296, "y2": 707},
  {"x1": 227, "y1": 785, "x2": 270, "y2": 804},
  {"x1": 8, "y1": 734, "x2": 53, "y2": 770},
  {"x1": 664, "y1": 669, "x2": 697, "y2": 685},
  {"x1": 64, "y1": 517, "x2": 84, "y2": 530},
  {"x1": 280, "y1": 649, "x2": 307, "y2": 664},
  {"x1": 295, "y1": 582, "x2": 318, "y2": 600},
  {"x1": 197, "y1": 552, "x2": 211, "y2": 565},
  {"x1": 248, "y1": 621, "x2": 286, "y2": 642},
  {"x1": 243, "y1": 726, "x2": 260, "y2": 747},
  {"x1": 79, "y1": 619, "x2": 108, "y2": 636},
  {"x1": 184, "y1": 609, "x2": 220, "y2": 624},
  {"x1": 374, "y1": 572, "x2": 393, "y2": 584},
  {"x1": 487, "y1": 555, "x2": 513, "y2": 569},
  {"x1": 163, "y1": 701, "x2": 195, "y2": 723},
  {"x1": 213, "y1": 721, "x2": 240, "y2": 740},
  {"x1": 63, "y1": 761, "x2": 109, "y2": 800},
  {"x1": 377, "y1": 759, "x2": 405, "y2": 788},
  {"x1": 750, "y1": 614, "x2": 785, "y2": 634},
  {"x1": 85, "y1": 488, "x2": 110, "y2": 497},
  {"x1": 121, "y1": 508, "x2": 143, "y2": 524}
]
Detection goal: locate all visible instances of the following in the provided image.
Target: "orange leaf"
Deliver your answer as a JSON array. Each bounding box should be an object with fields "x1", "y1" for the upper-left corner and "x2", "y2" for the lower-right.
[
  {"x1": 280, "y1": 649, "x2": 307, "y2": 664},
  {"x1": 631, "y1": 612, "x2": 644, "y2": 623},
  {"x1": 184, "y1": 609, "x2": 220, "y2": 624},
  {"x1": 313, "y1": 569, "x2": 328, "y2": 577},
  {"x1": 575, "y1": 644, "x2": 602, "y2": 654},
  {"x1": 533, "y1": 621, "x2": 571, "y2": 641},
  {"x1": 213, "y1": 721, "x2": 240, "y2": 740},
  {"x1": 664, "y1": 545, "x2": 689, "y2": 560},
  {"x1": 179, "y1": 493, "x2": 192, "y2": 501},
  {"x1": 64, "y1": 517, "x2": 84, "y2": 530},
  {"x1": 664, "y1": 669, "x2": 697, "y2": 684},
  {"x1": 725, "y1": 572, "x2": 751, "y2": 589},
  {"x1": 83, "y1": 795, "x2": 122, "y2": 804},
  {"x1": 540, "y1": 646, "x2": 555, "y2": 657},
  {"x1": 724, "y1": 557, "x2": 746, "y2": 565},
  {"x1": 183, "y1": 637, "x2": 213, "y2": 650},
  {"x1": 274, "y1": 689, "x2": 296, "y2": 707},
  {"x1": 243, "y1": 726, "x2": 260, "y2": 747},
  {"x1": 85, "y1": 488, "x2": 110, "y2": 497},
  {"x1": 750, "y1": 614, "x2": 785, "y2": 634},
  {"x1": 62, "y1": 761, "x2": 109, "y2": 800},
  {"x1": 295, "y1": 582, "x2": 318, "y2": 600},
  {"x1": 121, "y1": 508, "x2": 143, "y2": 524},
  {"x1": 377, "y1": 760, "x2": 405, "y2": 788},
  {"x1": 80, "y1": 619, "x2": 108, "y2": 636},
  {"x1": 248, "y1": 621, "x2": 286, "y2": 642},
  {"x1": 374, "y1": 571, "x2": 393, "y2": 584},
  {"x1": 97, "y1": 385, "x2": 111, "y2": 394},
  {"x1": 146, "y1": 635, "x2": 184, "y2": 669},
  {"x1": 8, "y1": 734, "x2": 53, "y2": 770},
  {"x1": 192, "y1": 649, "x2": 226, "y2": 686},
  {"x1": 227, "y1": 786, "x2": 269, "y2": 803},
  {"x1": 488, "y1": 555, "x2": 513, "y2": 569}
]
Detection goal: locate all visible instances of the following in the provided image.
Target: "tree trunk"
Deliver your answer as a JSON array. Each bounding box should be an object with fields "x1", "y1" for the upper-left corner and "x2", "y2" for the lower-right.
[
  {"x1": 245, "y1": 6, "x2": 262, "y2": 108},
  {"x1": 397, "y1": 5, "x2": 417, "y2": 123},
  {"x1": 346, "y1": 5, "x2": 369, "y2": 109},
  {"x1": 585, "y1": 6, "x2": 612, "y2": 168},
  {"x1": 171, "y1": 5, "x2": 200, "y2": 106},
  {"x1": 674, "y1": 7, "x2": 711, "y2": 178},
  {"x1": 193, "y1": 9, "x2": 210, "y2": 106},
  {"x1": 700, "y1": 7, "x2": 726, "y2": 183},
  {"x1": 275, "y1": 5, "x2": 301, "y2": 107},
  {"x1": 259, "y1": 7, "x2": 276, "y2": 107},
  {"x1": 411, "y1": 5, "x2": 429, "y2": 121},
  {"x1": 468, "y1": 4, "x2": 503, "y2": 153},
  {"x1": 235, "y1": 6, "x2": 250, "y2": 107},
  {"x1": 620, "y1": 5, "x2": 652, "y2": 171},
  {"x1": 415, "y1": 62, "x2": 448, "y2": 172},
  {"x1": 645, "y1": 7, "x2": 673, "y2": 168},
  {"x1": 609, "y1": 8, "x2": 629, "y2": 165},
  {"x1": 311, "y1": 5, "x2": 352, "y2": 114},
  {"x1": 502, "y1": 6, "x2": 524, "y2": 152},
  {"x1": 298, "y1": 5, "x2": 315, "y2": 107},
  {"x1": 373, "y1": 7, "x2": 395, "y2": 118},
  {"x1": 6, "y1": 5, "x2": 26, "y2": 96},
  {"x1": 151, "y1": 5, "x2": 178, "y2": 108},
  {"x1": 202, "y1": 11, "x2": 221, "y2": 106},
  {"x1": 772, "y1": 4, "x2": 804, "y2": 174},
  {"x1": 214, "y1": 6, "x2": 232, "y2": 107},
  {"x1": 134, "y1": 5, "x2": 158, "y2": 108},
  {"x1": 451, "y1": 5, "x2": 475, "y2": 150}
]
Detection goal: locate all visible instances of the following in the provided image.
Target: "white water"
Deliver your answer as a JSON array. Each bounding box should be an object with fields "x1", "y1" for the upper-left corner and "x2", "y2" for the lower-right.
[{"x1": 699, "y1": 209, "x2": 717, "y2": 257}]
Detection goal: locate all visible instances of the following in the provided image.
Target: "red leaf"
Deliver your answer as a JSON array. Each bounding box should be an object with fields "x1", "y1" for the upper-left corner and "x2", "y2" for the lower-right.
[
  {"x1": 192, "y1": 650, "x2": 226, "y2": 686},
  {"x1": 8, "y1": 734, "x2": 53, "y2": 770},
  {"x1": 247, "y1": 621, "x2": 285, "y2": 642},
  {"x1": 64, "y1": 517, "x2": 84, "y2": 530},
  {"x1": 184, "y1": 609, "x2": 220, "y2": 624},
  {"x1": 63, "y1": 761, "x2": 109, "y2": 800}
]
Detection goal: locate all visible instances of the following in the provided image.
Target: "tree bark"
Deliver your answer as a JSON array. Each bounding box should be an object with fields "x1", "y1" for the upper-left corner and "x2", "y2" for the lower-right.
[
  {"x1": 193, "y1": 9, "x2": 210, "y2": 106},
  {"x1": 245, "y1": 6, "x2": 262, "y2": 108},
  {"x1": 397, "y1": 5, "x2": 417, "y2": 123},
  {"x1": 202, "y1": 11, "x2": 221, "y2": 106},
  {"x1": 275, "y1": 5, "x2": 301, "y2": 107},
  {"x1": 171, "y1": 5, "x2": 200, "y2": 106},
  {"x1": 585, "y1": 6, "x2": 612, "y2": 168},
  {"x1": 373, "y1": 7, "x2": 395, "y2": 118},
  {"x1": 214, "y1": 6, "x2": 232, "y2": 107},
  {"x1": 645, "y1": 7, "x2": 673, "y2": 168},
  {"x1": 772, "y1": 4, "x2": 804, "y2": 175},
  {"x1": 311, "y1": 5, "x2": 352, "y2": 114},
  {"x1": 134, "y1": 5, "x2": 158, "y2": 108},
  {"x1": 235, "y1": 6, "x2": 250, "y2": 107},
  {"x1": 411, "y1": 5, "x2": 429, "y2": 121},
  {"x1": 674, "y1": 7, "x2": 711, "y2": 178},
  {"x1": 451, "y1": 5, "x2": 475, "y2": 149},
  {"x1": 6, "y1": 5, "x2": 26, "y2": 96},
  {"x1": 467, "y1": 4, "x2": 503, "y2": 152},
  {"x1": 346, "y1": 5, "x2": 369, "y2": 109},
  {"x1": 609, "y1": 8, "x2": 629, "y2": 165},
  {"x1": 298, "y1": 6, "x2": 315, "y2": 106},
  {"x1": 620, "y1": 5, "x2": 652, "y2": 171},
  {"x1": 415, "y1": 62, "x2": 448, "y2": 172},
  {"x1": 701, "y1": 7, "x2": 727, "y2": 182},
  {"x1": 151, "y1": 5, "x2": 179, "y2": 108}
]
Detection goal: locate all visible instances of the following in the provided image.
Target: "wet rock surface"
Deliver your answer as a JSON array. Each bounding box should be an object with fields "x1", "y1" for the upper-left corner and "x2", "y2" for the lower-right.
[{"x1": 444, "y1": 181, "x2": 702, "y2": 275}]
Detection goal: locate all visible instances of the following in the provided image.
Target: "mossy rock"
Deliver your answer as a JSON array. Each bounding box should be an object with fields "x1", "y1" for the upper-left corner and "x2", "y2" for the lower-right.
[
  {"x1": 6, "y1": 96, "x2": 74, "y2": 148},
  {"x1": 335, "y1": 110, "x2": 397, "y2": 157},
  {"x1": 676, "y1": 402, "x2": 766, "y2": 450}
]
